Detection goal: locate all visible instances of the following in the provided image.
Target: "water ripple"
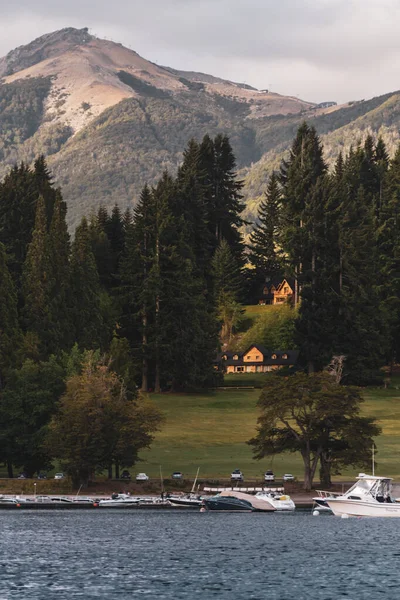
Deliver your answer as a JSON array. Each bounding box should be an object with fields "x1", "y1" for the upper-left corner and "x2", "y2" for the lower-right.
[{"x1": 0, "y1": 510, "x2": 398, "y2": 598}]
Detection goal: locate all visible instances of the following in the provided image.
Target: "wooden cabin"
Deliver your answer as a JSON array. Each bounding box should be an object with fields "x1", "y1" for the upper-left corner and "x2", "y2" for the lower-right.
[
  {"x1": 258, "y1": 278, "x2": 294, "y2": 305},
  {"x1": 215, "y1": 344, "x2": 298, "y2": 374}
]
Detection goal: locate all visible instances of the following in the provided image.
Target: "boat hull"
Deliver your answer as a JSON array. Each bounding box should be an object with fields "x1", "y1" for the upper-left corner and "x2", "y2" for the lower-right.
[
  {"x1": 203, "y1": 497, "x2": 253, "y2": 512},
  {"x1": 327, "y1": 499, "x2": 400, "y2": 518},
  {"x1": 168, "y1": 498, "x2": 203, "y2": 507}
]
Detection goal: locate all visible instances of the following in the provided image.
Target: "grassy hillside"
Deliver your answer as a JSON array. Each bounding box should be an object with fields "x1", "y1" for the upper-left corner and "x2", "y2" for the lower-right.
[
  {"x1": 137, "y1": 379, "x2": 400, "y2": 481},
  {"x1": 2, "y1": 70, "x2": 400, "y2": 229},
  {"x1": 48, "y1": 94, "x2": 259, "y2": 229}
]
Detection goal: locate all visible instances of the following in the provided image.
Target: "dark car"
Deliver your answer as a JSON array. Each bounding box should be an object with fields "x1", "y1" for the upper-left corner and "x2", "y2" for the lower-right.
[
  {"x1": 121, "y1": 470, "x2": 131, "y2": 480},
  {"x1": 17, "y1": 473, "x2": 28, "y2": 479},
  {"x1": 37, "y1": 472, "x2": 47, "y2": 480}
]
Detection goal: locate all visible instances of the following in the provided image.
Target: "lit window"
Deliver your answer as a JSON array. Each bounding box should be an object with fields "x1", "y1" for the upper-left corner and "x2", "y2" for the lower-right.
[
  {"x1": 282, "y1": 354, "x2": 288, "y2": 360},
  {"x1": 271, "y1": 354, "x2": 277, "y2": 360},
  {"x1": 233, "y1": 355, "x2": 238, "y2": 360},
  {"x1": 223, "y1": 355, "x2": 227, "y2": 360}
]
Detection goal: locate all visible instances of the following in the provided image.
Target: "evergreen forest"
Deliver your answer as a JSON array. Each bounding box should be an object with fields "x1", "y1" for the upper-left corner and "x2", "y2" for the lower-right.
[{"x1": 1, "y1": 124, "x2": 400, "y2": 481}]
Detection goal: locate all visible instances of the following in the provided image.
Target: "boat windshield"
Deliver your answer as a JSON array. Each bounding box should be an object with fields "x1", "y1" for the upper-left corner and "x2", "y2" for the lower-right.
[{"x1": 345, "y1": 478, "x2": 392, "y2": 500}]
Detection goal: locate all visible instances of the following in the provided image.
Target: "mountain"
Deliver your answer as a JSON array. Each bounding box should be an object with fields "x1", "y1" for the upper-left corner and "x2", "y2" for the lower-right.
[{"x1": 1, "y1": 27, "x2": 400, "y2": 228}]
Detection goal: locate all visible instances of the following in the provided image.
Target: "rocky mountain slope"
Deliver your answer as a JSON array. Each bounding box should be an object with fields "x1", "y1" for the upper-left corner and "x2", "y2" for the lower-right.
[{"x1": 1, "y1": 27, "x2": 399, "y2": 228}]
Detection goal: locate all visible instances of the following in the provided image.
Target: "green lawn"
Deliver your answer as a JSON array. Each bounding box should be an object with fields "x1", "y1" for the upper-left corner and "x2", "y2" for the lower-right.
[
  {"x1": 238, "y1": 304, "x2": 274, "y2": 332},
  {"x1": 138, "y1": 379, "x2": 400, "y2": 481}
]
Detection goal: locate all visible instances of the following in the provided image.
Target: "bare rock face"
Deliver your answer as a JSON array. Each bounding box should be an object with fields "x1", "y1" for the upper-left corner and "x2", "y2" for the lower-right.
[{"x1": 0, "y1": 27, "x2": 92, "y2": 77}]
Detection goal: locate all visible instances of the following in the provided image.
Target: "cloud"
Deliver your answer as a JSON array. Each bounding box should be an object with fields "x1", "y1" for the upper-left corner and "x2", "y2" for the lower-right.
[{"x1": 1, "y1": 0, "x2": 400, "y2": 103}]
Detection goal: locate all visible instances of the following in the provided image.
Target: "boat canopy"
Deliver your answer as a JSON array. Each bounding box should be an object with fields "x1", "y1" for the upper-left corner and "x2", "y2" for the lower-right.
[{"x1": 345, "y1": 475, "x2": 392, "y2": 500}]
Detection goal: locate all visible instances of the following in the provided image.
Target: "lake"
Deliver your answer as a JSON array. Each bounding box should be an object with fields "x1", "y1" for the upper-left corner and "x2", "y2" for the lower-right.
[{"x1": 0, "y1": 509, "x2": 398, "y2": 598}]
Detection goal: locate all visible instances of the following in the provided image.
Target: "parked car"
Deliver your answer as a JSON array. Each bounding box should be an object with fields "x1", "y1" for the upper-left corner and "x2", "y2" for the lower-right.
[
  {"x1": 264, "y1": 470, "x2": 275, "y2": 482},
  {"x1": 17, "y1": 473, "x2": 28, "y2": 479},
  {"x1": 120, "y1": 470, "x2": 131, "y2": 480},
  {"x1": 54, "y1": 472, "x2": 65, "y2": 480},
  {"x1": 136, "y1": 473, "x2": 149, "y2": 482},
  {"x1": 37, "y1": 472, "x2": 47, "y2": 480},
  {"x1": 231, "y1": 469, "x2": 244, "y2": 482},
  {"x1": 172, "y1": 472, "x2": 183, "y2": 479},
  {"x1": 283, "y1": 474, "x2": 295, "y2": 482}
]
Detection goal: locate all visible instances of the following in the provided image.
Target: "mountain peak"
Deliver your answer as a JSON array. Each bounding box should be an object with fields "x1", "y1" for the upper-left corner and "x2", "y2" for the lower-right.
[{"x1": 0, "y1": 27, "x2": 92, "y2": 77}]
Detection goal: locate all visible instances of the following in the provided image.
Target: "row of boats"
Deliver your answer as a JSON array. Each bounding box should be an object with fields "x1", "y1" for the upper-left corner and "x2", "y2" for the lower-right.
[
  {"x1": 0, "y1": 490, "x2": 295, "y2": 511},
  {"x1": 2, "y1": 473, "x2": 398, "y2": 516}
]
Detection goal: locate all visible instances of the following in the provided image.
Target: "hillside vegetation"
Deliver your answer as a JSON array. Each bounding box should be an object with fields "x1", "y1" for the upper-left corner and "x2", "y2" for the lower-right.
[{"x1": 3, "y1": 28, "x2": 400, "y2": 226}]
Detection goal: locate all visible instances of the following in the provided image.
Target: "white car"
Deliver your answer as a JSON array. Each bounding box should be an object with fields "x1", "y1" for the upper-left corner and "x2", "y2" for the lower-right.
[
  {"x1": 54, "y1": 473, "x2": 65, "y2": 480},
  {"x1": 264, "y1": 470, "x2": 275, "y2": 482},
  {"x1": 136, "y1": 473, "x2": 149, "y2": 481},
  {"x1": 231, "y1": 469, "x2": 244, "y2": 482},
  {"x1": 283, "y1": 474, "x2": 295, "y2": 482}
]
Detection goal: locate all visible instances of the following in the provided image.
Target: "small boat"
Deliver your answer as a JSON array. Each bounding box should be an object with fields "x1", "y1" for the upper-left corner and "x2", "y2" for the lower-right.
[
  {"x1": 168, "y1": 467, "x2": 205, "y2": 507},
  {"x1": 203, "y1": 490, "x2": 276, "y2": 512},
  {"x1": 167, "y1": 493, "x2": 204, "y2": 507},
  {"x1": 327, "y1": 473, "x2": 400, "y2": 518},
  {"x1": 255, "y1": 491, "x2": 295, "y2": 511},
  {"x1": 98, "y1": 493, "x2": 140, "y2": 507},
  {"x1": 0, "y1": 496, "x2": 26, "y2": 504}
]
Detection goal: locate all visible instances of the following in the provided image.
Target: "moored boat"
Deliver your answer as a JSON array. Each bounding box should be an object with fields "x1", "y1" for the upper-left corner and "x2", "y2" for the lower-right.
[
  {"x1": 167, "y1": 494, "x2": 204, "y2": 507},
  {"x1": 327, "y1": 474, "x2": 400, "y2": 517},
  {"x1": 255, "y1": 491, "x2": 295, "y2": 511},
  {"x1": 203, "y1": 490, "x2": 276, "y2": 512},
  {"x1": 98, "y1": 493, "x2": 140, "y2": 507}
]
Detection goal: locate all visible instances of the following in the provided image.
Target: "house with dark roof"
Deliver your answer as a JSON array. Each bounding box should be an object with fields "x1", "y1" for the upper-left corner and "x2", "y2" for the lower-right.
[
  {"x1": 258, "y1": 277, "x2": 295, "y2": 305},
  {"x1": 215, "y1": 344, "x2": 298, "y2": 374}
]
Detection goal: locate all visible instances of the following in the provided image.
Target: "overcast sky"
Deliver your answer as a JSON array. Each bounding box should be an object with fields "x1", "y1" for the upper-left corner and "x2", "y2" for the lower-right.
[{"x1": 1, "y1": 0, "x2": 399, "y2": 103}]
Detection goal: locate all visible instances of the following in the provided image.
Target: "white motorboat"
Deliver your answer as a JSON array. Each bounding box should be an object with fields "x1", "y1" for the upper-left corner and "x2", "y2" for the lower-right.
[
  {"x1": 98, "y1": 493, "x2": 140, "y2": 507},
  {"x1": 167, "y1": 493, "x2": 204, "y2": 507},
  {"x1": 255, "y1": 491, "x2": 295, "y2": 511},
  {"x1": 327, "y1": 473, "x2": 400, "y2": 517}
]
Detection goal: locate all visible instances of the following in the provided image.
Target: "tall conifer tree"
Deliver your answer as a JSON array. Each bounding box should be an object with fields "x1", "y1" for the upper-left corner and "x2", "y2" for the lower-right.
[
  {"x1": 0, "y1": 243, "x2": 20, "y2": 387},
  {"x1": 248, "y1": 172, "x2": 283, "y2": 300},
  {"x1": 22, "y1": 196, "x2": 52, "y2": 355},
  {"x1": 70, "y1": 218, "x2": 105, "y2": 350}
]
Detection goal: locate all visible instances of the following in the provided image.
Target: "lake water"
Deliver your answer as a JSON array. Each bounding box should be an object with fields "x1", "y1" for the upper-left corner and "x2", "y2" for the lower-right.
[{"x1": 0, "y1": 509, "x2": 398, "y2": 599}]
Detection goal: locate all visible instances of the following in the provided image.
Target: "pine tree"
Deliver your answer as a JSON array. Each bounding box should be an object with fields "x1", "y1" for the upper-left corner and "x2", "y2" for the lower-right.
[
  {"x1": 212, "y1": 239, "x2": 244, "y2": 343},
  {"x1": 279, "y1": 123, "x2": 328, "y2": 372},
  {"x1": 0, "y1": 163, "x2": 38, "y2": 285},
  {"x1": 248, "y1": 172, "x2": 283, "y2": 300},
  {"x1": 119, "y1": 185, "x2": 156, "y2": 391},
  {"x1": 69, "y1": 218, "x2": 105, "y2": 350},
  {"x1": 198, "y1": 134, "x2": 246, "y2": 264},
  {"x1": 47, "y1": 191, "x2": 72, "y2": 353},
  {"x1": 106, "y1": 204, "x2": 125, "y2": 284},
  {"x1": 175, "y1": 139, "x2": 213, "y2": 279},
  {"x1": 376, "y1": 144, "x2": 400, "y2": 367},
  {"x1": 21, "y1": 196, "x2": 52, "y2": 355},
  {"x1": 89, "y1": 214, "x2": 113, "y2": 290},
  {"x1": 0, "y1": 242, "x2": 20, "y2": 388},
  {"x1": 336, "y1": 184, "x2": 388, "y2": 383},
  {"x1": 33, "y1": 155, "x2": 58, "y2": 226}
]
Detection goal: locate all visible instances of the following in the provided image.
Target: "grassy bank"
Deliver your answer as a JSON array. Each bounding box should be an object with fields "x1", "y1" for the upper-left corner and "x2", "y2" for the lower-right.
[{"x1": 138, "y1": 378, "x2": 400, "y2": 481}]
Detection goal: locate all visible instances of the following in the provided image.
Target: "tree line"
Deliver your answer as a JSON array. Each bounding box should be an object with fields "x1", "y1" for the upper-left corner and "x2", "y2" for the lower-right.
[
  {"x1": 0, "y1": 123, "x2": 395, "y2": 486},
  {"x1": 0, "y1": 135, "x2": 246, "y2": 479},
  {"x1": 248, "y1": 123, "x2": 400, "y2": 385},
  {"x1": 248, "y1": 124, "x2": 400, "y2": 487}
]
